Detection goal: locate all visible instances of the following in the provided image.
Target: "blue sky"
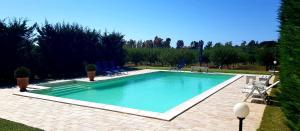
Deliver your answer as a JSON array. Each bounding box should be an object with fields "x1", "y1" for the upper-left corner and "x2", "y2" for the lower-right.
[{"x1": 0, "y1": 0, "x2": 280, "y2": 46}]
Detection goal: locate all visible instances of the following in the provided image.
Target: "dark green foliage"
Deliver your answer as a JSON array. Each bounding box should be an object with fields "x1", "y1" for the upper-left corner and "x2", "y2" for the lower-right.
[
  {"x1": 37, "y1": 22, "x2": 100, "y2": 77},
  {"x1": 125, "y1": 38, "x2": 277, "y2": 68},
  {"x1": 14, "y1": 67, "x2": 30, "y2": 78},
  {"x1": 0, "y1": 19, "x2": 36, "y2": 84},
  {"x1": 86, "y1": 64, "x2": 96, "y2": 71},
  {"x1": 198, "y1": 40, "x2": 204, "y2": 65},
  {"x1": 125, "y1": 48, "x2": 198, "y2": 66},
  {"x1": 36, "y1": 22, "x2": 125, "y2": 78},
  {"x1": 176, "y1": 40, "x2": 184, "y2": 48},
  {"x1": 256, "y1": 41, "x2": 278, "y2": 71},
  {"x1": 0, "y1": 18, "x2": 126, "y2": 83},
  {"x1": 208, "y1": 45, "x2": 239, "y2": 68},
  {"x1": 162, "y1": 38, "x2": 171, "y2": 48},
  {"x1": 125, "y1": 39, "x2": 136, "y2": 48},
  {"x1": 278, "y1": 0, "x2": 300, "y2": 130},
  {"x1": 101, "y1": 32, "x2": 126, "y2": 66}
]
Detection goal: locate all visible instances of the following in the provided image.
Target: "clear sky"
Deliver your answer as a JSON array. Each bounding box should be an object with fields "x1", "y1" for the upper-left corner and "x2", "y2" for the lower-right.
[{"x1": 0, "y1": 0, "x2": 280, "y2": 46}]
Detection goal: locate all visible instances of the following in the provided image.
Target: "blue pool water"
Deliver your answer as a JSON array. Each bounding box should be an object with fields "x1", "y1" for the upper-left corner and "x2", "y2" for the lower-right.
[{"x1": 31, "y1": 71, "x2": 233, "y2": 113}]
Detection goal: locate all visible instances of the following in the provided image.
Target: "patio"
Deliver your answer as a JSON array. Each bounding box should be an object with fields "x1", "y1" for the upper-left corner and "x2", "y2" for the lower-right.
[{"x1": 0, "y1": 70, "x2": 266, "y2": 131}]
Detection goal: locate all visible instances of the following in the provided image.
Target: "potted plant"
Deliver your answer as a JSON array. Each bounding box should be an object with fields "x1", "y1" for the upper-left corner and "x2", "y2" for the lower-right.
[
  {"x1": 86, "y1": 64, "x2": 96, "y2": 81},
  {"x1": 14, "y1": 67, "x2": 30, "y2": 92}
]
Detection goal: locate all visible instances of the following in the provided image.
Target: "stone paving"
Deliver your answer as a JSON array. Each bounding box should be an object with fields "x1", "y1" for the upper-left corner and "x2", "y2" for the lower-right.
[{"x1": 0, "y1": 70, "x2": 266, "y2": 131}]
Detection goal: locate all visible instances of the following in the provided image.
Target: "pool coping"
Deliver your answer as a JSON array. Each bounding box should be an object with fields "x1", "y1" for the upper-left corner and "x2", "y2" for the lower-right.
[{"x1": 14, "y1": 70, "x2": 243, "y2": 121}]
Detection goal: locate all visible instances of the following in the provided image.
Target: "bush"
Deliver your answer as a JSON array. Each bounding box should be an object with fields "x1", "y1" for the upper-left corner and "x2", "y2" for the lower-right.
[
  {"x1": 37, "y1": 22, "x2": 100, "y2": 77},
  {"x1": 14, "y1": 67, "x2": 30, "y2": 78},
  {"x1": 37, "y1": 22, "x2": 125, "y2": 78},
  {"x1": 86, "y1": 64, "x2": 96, "y2": 71},
  {"x1": 278, "y1": 0, "x2": 300, "y2": 130}
]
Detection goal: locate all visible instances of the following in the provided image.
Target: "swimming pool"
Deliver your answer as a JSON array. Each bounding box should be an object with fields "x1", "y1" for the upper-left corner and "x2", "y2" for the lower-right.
[{"x1": 17, "y1": 71, "x2": 242, "y2": 120}]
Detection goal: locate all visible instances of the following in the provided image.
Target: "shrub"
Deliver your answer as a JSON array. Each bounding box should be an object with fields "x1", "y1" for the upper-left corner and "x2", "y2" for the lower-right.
[
  {"x1": 14, "y1": 67, "x2": 30, "y2": 78},
  {"x1": 86, "y1": 64, "x2": 96, "y2": 72},
  {"x1": 278, "y1": 0, "x2": 300, "y2": 130}
]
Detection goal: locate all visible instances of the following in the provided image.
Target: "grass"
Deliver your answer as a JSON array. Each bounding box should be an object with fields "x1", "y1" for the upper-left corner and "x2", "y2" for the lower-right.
[
  {"x1": 135, "y1": 66, "x2": 271, "y2": 75},
  {"x1": 257, "y1": 88, "x2": 290, "y2": 131},
  {"x1": 0, "y1": 118, "x2": 42, "y2": 131},
  {"x1": 257, "y1": 75, "x2": 290, "y2": 131}
]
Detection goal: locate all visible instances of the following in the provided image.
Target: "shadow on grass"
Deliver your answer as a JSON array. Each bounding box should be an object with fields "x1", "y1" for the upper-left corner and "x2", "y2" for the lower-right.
[{"x1": 256, "y1": 87, "x2": 291, "y2": 131}]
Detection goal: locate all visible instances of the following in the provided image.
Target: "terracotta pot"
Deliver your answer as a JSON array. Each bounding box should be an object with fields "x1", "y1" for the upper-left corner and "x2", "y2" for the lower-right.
[
  {"x1": 87, "y1": 71, "x2": 96, "y2": 81},
  {"x1": 16, "y1": 77, "x2": 29, "y2": 92}
]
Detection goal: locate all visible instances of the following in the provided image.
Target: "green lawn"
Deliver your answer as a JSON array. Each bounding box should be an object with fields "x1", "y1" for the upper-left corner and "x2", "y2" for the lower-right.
[
  {"x1": 257, "y1": 75, "x2": 290, "y2": 131},
  {"x1": 257, "y1": 88, "x2": 290, "y2": 131},
  {"x1": 0, "y1": 118, "x2": 42, "y2": 131},
  {"x1": 136, "y1": 66, "x2": 271, "y2": 75}
]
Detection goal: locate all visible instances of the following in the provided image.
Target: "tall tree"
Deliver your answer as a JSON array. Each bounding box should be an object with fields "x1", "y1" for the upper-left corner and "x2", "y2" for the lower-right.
[
  {"x1": 190, "y1": 41, "x2": 199, "y2": 49},
  {"x1": 176, "y1": 40, "x2": 184, "y2": 48},
  {"x1": 247, "y1": 40, "x2": 258, "y2": 64},
  {"x1": 0, "y1": 18, "x2": 36, "y2": 83},
  {"x1": 37, "y1": 22, "x2": 100, "y2": 76},
  {"x1": 125, "y1": 39, "x2": 136, "y2": 48},
  {"x1": 101, "y1": 31, "x2": 126, "y2": 66},
  {"x1": 153, "y1": 36, "x2": 163, "y2": 48},
  {"x1": 162, "y1": 37, "x2": 171, "y2": 48},
  {"x1": 205, "y1": 41, "x2": 213, "y2": 49},
  {"x1": 278, "y1": 0, "x2": 300, "y2": 130},
  {"x1": 136, "y1": 40, "x2": 143, "y2": 48},
  {"x1": 142, "y1": 40, "x2": 153, "y2": 48},
  {"x1": 199, "y1": 40, "x2": 204, "y2": 65}
]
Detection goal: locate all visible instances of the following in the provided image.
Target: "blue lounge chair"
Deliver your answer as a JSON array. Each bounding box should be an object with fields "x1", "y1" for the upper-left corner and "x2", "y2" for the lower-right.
[{"x1": 170, "y1": 61, "x2": 186, "y2": 71}]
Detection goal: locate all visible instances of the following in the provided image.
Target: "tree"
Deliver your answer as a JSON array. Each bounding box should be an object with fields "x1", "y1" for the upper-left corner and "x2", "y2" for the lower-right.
[
  {"x1": 190, "y1": 41, "x2": 199, "y2": 49},
  {"x1": 199, "y1": 40, "x2": 204, "y2": 65},
  {"x1": 256, "y1": 41, "x2": 277, "y2": 71},
  {"x1": 153, "y1": 36, "x2": 163, "y2": 48},
  {"x1": 209, "y1": 44, "x2": 239, "y2": 68},
  {"x1": 278, "y1": 0, "x2": 300, "y2": 130},
  {"x1": 136, "y1": 40, "x2": 143, "y2": 48},
  {"x1": 101, "y1": 31, "x2": 126, "y2": 66},
  {"x1": 225, "y1": 41, "x2": 233, "y2": 46},
  {"x1": 246, "y1": 40, "x2": 258, "y2": 64},
  {"x1": 0, "y1": 18, "x2": 36, "y2": 84},
  {"x1": 162, "y1": 38, "x2": 171, "y2": 48},
  {"x1": 125, "y1": 39, "x2": 136, "y2": 48},
  {"x1": 205, "y1": 41, "x2": 213, "y2": 49},
  {"x1": 142, "y1": 40, "x2": 153, "y2": 48},
  {"x1": 37, "y1": 22, "x2": 100, "y2": 77},
  {"x1": 127, "y1": 48, "x2": 144, "y2": 65},
  {"x1": 176, "y1": 40, "x2": 184, "y2": 48}
]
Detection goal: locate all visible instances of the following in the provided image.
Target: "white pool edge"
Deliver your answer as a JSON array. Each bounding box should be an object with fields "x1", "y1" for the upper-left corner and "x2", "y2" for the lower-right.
[{"x1": 14, "y1": 71, "x2": 242, "y2": 121}]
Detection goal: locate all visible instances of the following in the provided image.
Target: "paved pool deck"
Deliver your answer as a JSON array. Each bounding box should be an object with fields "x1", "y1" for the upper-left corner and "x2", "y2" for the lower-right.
[{"x1": 0, "y1": 69, "x2": 266, "y2": 131}]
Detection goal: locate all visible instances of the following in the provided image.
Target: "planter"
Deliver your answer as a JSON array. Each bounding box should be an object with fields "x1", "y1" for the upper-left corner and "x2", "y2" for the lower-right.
[
  {"x1": 17, "y1": 77, "x2": 29, "y2": 92},
  {"x1": 87, "y1": 71, "x2": 96, "y2": 81}
]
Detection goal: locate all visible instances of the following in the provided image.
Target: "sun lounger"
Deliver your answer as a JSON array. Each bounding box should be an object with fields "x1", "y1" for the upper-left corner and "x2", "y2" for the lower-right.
[
  {"x1": 241, "y1": 75, "x2": 257, "y2": 93},
  {"x1": 170, "y1": 61, "x2": 185, "y2": 71},
  {"x1": 243, "y1": 81, "x2": 280, "y2": 104},
  {"x1": 258, "y1": 75, "x2": 273, "y2": 85}
]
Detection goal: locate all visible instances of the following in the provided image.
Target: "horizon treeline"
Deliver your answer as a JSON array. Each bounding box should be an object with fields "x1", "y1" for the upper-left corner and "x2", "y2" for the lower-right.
[
  {"x1": 0, "y1": 18, "x2": 278, "y2": 84},
  {"x1": 124, "y1": 37, "x2": 278, "y2": 70}
]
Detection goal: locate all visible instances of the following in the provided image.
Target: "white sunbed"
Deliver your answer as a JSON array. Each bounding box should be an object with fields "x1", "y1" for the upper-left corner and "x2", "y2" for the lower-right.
[
  {"x1": 243, "y1": 81, "x2": 280, "y2": 104},
  {"x1": 242, "y1": 75, "x2": 273, "y2": 92},
  {"x1": 258, "y1": 75, "x2": 273, "y2": 85}
]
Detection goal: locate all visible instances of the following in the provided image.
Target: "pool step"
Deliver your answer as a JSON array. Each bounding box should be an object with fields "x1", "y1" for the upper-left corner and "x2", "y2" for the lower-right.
[{"x1": 49, "y1": 84, "x2": 91, "y2": 96}]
